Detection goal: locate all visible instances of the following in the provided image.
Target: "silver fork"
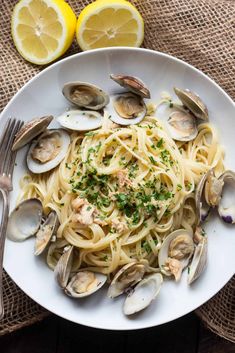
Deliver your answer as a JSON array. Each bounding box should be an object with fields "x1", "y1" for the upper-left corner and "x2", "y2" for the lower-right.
[{"x1": 0, "y1": 118, "x2": 24, "y2": 319}]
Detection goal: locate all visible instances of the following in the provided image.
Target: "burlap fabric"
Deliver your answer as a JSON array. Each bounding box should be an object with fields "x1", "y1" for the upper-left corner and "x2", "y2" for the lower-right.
[{"x1": 0, "y1": 0, "x2": 234, "y2": 340}]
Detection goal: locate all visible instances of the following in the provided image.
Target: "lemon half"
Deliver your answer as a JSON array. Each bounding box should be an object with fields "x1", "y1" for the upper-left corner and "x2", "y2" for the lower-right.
[
  {"x1": 11, "y1": 0, "x2": 76, "y2": 65},
  {"x1": 76, "y1": 0, "x2": 144, "y2": 51}
]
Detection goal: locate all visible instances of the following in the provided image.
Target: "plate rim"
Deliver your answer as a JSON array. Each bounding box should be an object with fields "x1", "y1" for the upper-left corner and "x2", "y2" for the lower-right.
[{"x1": 2, "y1": 47, "x2": 235, "y2": 330}]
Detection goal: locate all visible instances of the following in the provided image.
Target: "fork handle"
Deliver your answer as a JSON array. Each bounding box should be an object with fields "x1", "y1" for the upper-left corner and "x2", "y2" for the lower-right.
[{"x1": 0, "y1": 189, "x2": 9, "y2": 320}]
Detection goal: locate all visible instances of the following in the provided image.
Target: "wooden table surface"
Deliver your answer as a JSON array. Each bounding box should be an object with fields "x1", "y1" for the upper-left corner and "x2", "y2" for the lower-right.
[{"x1": 1, "y1": 312, "x2": 234, "y2": 352}]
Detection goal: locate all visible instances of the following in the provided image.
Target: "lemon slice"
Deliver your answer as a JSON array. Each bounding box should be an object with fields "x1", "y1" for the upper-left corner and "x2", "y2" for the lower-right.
[
  {"x1": 11, "y1": 0, "x2": 76, "y2": 65},
  {"x1": 76, "y1": 0, "x2": 144, "y2": 51}
]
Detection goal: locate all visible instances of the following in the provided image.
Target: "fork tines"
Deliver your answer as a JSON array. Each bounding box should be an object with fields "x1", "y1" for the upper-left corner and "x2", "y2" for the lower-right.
[{"x1": 0, "y1": 118, "x2": 24, "y2": 177}]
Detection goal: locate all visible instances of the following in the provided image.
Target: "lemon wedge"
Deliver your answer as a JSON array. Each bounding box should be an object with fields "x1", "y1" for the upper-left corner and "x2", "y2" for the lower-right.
[
  {"x1": 76, "y1": 0, "x2": 144, "y2": 51},
  {"x1": 11, "y1": 0, "x2": 76, "y2": 65}
]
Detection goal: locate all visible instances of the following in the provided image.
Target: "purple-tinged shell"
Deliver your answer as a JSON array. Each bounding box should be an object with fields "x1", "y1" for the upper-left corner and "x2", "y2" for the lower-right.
[{"x1": 217, "y1": 170, "x2": 235, "y2": 225}]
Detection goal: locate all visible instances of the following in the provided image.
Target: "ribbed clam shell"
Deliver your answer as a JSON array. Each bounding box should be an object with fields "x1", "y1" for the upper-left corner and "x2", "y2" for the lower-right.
[
  {"x1": 188, "y1": 236, "x2": 207, "y2": 284},
  {"x1": 110, "y1": 74, "x2": 151, "y2": 99},
  {"x1": 62, "y1": 81, "x2": 109, "y2": 110},
  {"x1": 7, "y1": 199, "x2": 43, "y2": 242},
  {"x1": 107, "y1": 261, "x2": 147, "y2": 298},
  {"x1": 174, "y1": 87, "x2": 208, "y2": 121},
  {"x1": 54, "y1": 246, "x2": 74, "y2": 288},
  {"x1": 34, "y1": 211, "x2": 59, "y2": 256},
  {"x1": 27, "y1": 129, "x2": 70, "y2": 174},
  {"x1": 123, "y1": 273, "x2": 163, "y2": 315},
  {"x1": 12, "y1": 116, "x2": 53, "y2": 151},
  {"x1": 218, "y1": 170, "x2": 235, "y2": 224},
  {"x1": 65, "y1": 271, "x2": 107, "y2": 298}
]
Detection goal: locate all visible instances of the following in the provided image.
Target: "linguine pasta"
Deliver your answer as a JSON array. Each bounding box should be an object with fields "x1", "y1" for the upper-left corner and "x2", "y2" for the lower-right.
[{"x1": 19, "y1": 113, "x2": 224, "y2": 276}]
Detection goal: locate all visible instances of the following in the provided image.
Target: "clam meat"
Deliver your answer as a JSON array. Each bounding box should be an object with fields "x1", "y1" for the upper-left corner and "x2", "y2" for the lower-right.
[
  {"x1": 12, "y1": 115, "x2": 53, "y2": 151},
  {"x1": 156, "y1": 102, "x2": 198, "y2": 142},
  {"x1": 65, "y1": 270, "x2": 107, "y2": 298},
  {"x1": 110, "y1": 74, "x2": 151, "y2": 99},
  {"x1": 123, "y1": 273, "x2": 163, "y2": 315},
  {"x1": 62, "y1": 82, "x2": 109, "y2": 110},
  {"x1": 27, "y1": 129, "x2": 70, "y2": 173},
  {"x1": 204, "y1": 169, "x2": 223, "y2": 207},
  {"x1": 167, "y1": 110, "x2": 197, "y2": 141},
  {"x1": 7, "y1": 199, "x2": 43, "y2": 242},
  {"x1": 174, "y1": 87, "x2": 209, "y2": 121},
  {"x1": 57, "y1": 109, "x2": 103, "y2": 131},
  {"x1": 34, "y1": 211, "x2": 59, "y2": 256},
  {"x1": 158, "y1": 229, "x2": 194, "y2": 281},
  {"x1": 107, "y1": 93, "x2": 147, "y2": 126},
  {"x1": 107, "y1": 261, "x2": 148, "y2": 298}
]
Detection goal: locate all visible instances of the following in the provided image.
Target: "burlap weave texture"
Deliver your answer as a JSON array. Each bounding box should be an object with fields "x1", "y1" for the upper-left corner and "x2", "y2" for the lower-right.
[{"x1": 0, "y1": 0, "x2": 234, "y2": 340}]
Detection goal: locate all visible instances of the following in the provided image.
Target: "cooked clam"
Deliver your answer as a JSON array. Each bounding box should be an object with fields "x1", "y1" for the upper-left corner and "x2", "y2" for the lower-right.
[
  {"x1": 158, "y1": 229, "x2": 194, "y2": 281},
  {"x1": 34, "y1": 211, "x2": 59, "y2": 256},
  {"x1": 12, "y1": 116, "x2": 53, "y2": 151},
  {"x1": 167, "y1": 110, "x2": 197, "y2": 142},
  {"x1": 110, "y1": 74, "x2": 151, "y2": 99},
  {"x1": 156, "y1": 103, "x2": 198, "y2": 142},
  {"x1": 195, "y1": 170, "x2": 212, "y2": 223},
  {"x1": 54, "y1": 245, "x2": 74, "y2": 288},
  {"x1": 204, "y1": 169, "x2": 223, "y2": 207},
  {"x1": 57, "y1": 109, "x2": 103, "y2": 131},
  {"x1": 107, "y1": 261, "x2": 148, "y2": 298},
  {"x1": 27, "y1": 129, "x2": 70, "y2": 173},
  {"x1": 188, "y1": 226, "x2": 207, "y2": 284},
  {"x1": 218, "y1": 170, "x2": 235, "y2": 224},
  {"x1": 65, "y1": 270, "x2": 107, "y2": 298},
  {"x1": 7, "y1": 199, "x2": 43, "y2": 242},
  {"x1": 123, "y1": 273, "x2": 163, "y2": 315},
  {"x1": 108, "y1": 93, "x2": 147, "y2": 126},
  {"x1": 174, "y1": 87, "x2": 209, "y2": 121},
  {"x1": 62, "y1": 82, "x2": 109, "y2": 110}
]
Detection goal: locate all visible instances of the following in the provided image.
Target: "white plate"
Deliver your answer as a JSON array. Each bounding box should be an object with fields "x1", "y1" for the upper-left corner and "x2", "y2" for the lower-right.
[{"x1": 2, "y1": 48, "x2": 235, "y2": 330}]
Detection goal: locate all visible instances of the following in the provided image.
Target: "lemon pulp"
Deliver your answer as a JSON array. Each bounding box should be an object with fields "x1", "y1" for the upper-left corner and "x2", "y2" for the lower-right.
[
  {"x1": 12, "y1": 0, "x2": 76, "y2": 65},
  {"x1": 76, "y1": 0, "x2": 144, "y2": 51}
]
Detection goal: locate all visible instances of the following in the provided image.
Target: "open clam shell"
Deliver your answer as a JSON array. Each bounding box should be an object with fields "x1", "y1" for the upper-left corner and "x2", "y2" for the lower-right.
[
  {"x1": 27, "y1": 129, "x2": 70, "y2": 174},
  {"x1": 158, "y1": 229, "x2": 194, "y2": 281},
  {"x1": 107, "y1": 261, "x2": 148, "y2": 298},
  {"x1": 204, "y1": 169, "x2": 223, "y2": 207},
  {"x1": 7, "y1": 199, "x2": 43, "y2": 242},
  {"x1": 54, "y1": 245, "x2": 74, "y2": 288},
  {"x1": 218, "y1": 170, "x2": 235, "y2": 224},
  {"x1": 174, "y1": 87, "x2": 208, "y2": 121},
  {"x1": 167, "y1": 110, "x2": 197, "y2": 141},
  {"x1": 190, "y1": 237, "x2": 207, "y2": 280},
  {"x1": 188, "y1": 230, "x2": 207, "y2": 285},
  {"x1": 65, "y1": 271, "x2": 107, "y2": 298},
  {"x1": 156, "y1": 102, "x2": 198, "y2": 142},
  {"x1": 12, "y1": 115, "x2": 53, "y2": 151},
  {"x1": 107, "y1": 93, "x2": 147, "y2": 126},
  {"x1": 34, "y1": 211, "x2": 59, "y2": 256},
  {"x1": 123, "y1": 273, "x2": 163, "y2": 315},
  {"x1": 62, "y1": 82, "x2": 109, "y2": 110},
  {"x1": 195, "y1": 170, "x2": 212, "y2": 223},
  {"x1": 57, "y1": 109, "x2": 103, "y2": 131},
  {"x1": 110, "y1": 74, "x2": 151, "y2": 99}
]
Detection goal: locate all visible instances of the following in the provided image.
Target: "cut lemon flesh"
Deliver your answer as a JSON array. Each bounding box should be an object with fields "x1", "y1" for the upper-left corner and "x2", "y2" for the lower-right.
[
  {"x1": 11, "y1": 0, "x2": 76, "y2": 65},
  {"x1": 76, "y1": 0, "x2": 144, "y2": 51}
]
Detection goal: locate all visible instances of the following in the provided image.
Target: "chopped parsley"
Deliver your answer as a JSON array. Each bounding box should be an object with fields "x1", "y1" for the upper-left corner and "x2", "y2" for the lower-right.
[
  {"x1": 177, "y1": 184, "x2": 182, "y2": 191},
  {"x1": 141, "y1": 241, "x2": 152, "y2": 254},
  {"x1": 85, "y1": 131, "x2": 97, "y2": 136},
  {"x1": 149, "y1": 156, "x2": 157, "y2": 165},
  {"x1": 157, "y1": 138, "x2": 164, "y2": 148}
]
